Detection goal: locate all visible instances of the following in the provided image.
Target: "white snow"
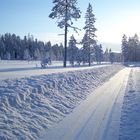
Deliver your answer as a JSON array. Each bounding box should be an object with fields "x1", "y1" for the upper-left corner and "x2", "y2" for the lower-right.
[
  {"x1": 0, "y1": 60, "x2": 109, "y2": 80},
  {"x1": 41, "y1": 67, "x2": 130, "y2": 140},
  {"x1": 119, "y1": 67, "x2": 140, "y2": 140},
  {"x1": 0, "y1": 63, "x2": 123, "y2": 140}
]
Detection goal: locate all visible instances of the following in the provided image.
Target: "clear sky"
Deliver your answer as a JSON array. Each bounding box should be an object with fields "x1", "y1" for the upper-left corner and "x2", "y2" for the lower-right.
[{"x1": 0, "y1": 0, "x2": 140, "y2": 52}]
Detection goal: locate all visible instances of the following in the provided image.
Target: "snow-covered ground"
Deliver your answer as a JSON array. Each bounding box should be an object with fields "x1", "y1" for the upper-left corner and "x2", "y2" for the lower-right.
[
  {"x1": 0, "y1": 61, "x2": 123, "y2": 140},
  {"x1": 1, "y1": 60, "x2": 140, "y2": 140},
  {"x1": 41, "y1": 67, "x2": 130, "y2": 140},
  {"x1": 119, "y1": 67, "x2": 140, "y2": 140},
  {"x1": 0, "y1": 60, "x2": 109, "y2": 80}
]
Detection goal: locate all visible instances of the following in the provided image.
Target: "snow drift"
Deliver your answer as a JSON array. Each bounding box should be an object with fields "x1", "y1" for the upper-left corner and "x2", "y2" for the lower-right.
[
  {"x1": 0, "y1": 65, "x2": 123, "y2": 140},
  {"x1": 119, "y1": 68, "x2": 140, "y2": 140}
]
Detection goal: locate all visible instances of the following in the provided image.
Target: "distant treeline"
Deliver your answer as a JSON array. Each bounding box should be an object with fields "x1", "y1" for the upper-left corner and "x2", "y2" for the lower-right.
[
  {"x1": 0, "y1": 33, "x2": 63, "y2": 61},
  {"x1": 122, "y1": 34, "x2": 140, "y2": 62},
  {"x1": 0, "y1": 33, "x2": 121, "y2": 64}
]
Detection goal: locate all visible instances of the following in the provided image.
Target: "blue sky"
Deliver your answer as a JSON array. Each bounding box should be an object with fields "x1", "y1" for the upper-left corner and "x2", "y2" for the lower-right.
[{"x1": 0, "y1": 0, "x2": 140, "y2": 52}]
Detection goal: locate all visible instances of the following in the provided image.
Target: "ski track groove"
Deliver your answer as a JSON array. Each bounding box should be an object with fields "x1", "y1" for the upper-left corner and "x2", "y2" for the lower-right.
[
  {"x1": 99, "y1": 74, "x2": 129, "y2": 140},
  {"x1": 92, "y1": 80, "x2": 125, "y2": 140}
]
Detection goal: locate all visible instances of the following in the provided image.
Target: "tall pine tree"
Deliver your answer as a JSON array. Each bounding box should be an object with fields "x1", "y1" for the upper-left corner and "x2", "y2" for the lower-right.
[
  {"x1": 49, "y1": 0, "x2": 81, "y2": 67},
  {"x1": 82, "y1": 3, "x2": 96, "y2": 66}
]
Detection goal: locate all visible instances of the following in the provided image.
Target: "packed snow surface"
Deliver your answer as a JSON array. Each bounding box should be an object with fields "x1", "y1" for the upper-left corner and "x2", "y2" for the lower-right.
[{"x1": 0, "y1": 64, "x2": 123, "y2": 140}]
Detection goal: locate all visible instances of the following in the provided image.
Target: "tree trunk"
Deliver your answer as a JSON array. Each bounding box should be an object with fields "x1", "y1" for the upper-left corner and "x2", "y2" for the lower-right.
[
  {"x1": 88, "y1": 32, "x2": 91, "y2": 66},
  {"x1": 64, "y1": 0, "x2": 68, "y2": 67},
  {"x1": 89, "y1": 44, "x2": 91, "y2": 66}
]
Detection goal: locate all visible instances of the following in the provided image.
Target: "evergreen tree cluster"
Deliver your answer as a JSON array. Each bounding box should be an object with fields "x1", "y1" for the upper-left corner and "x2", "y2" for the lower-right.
[
  {"x1": 67, "y1": 35, "x2": 119, "y2": 65},
  {"x1": 0, "y1": 33, "x2": 64, "y2": 61},
  {"x1": 122, "y1": 34, "x2": 140, "y2": 62},
  {"x1": 0, "y1": 33, "x2": 115, "y2": 64},
  {"x1": 67, "y1": 3, "x2": 104, "y2": 65},
  {"x1": 67, "y1": 35, "x2": 104, "y2": 65}
]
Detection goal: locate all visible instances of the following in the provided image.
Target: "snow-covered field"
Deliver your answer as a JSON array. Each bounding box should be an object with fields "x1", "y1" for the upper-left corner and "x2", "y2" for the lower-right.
[
  {"x1": 0, "y1": 60, "x2": 109, "y2": 80},
  {"x1": 0, "y1": 60, "x2": 123, "y2": 140}
]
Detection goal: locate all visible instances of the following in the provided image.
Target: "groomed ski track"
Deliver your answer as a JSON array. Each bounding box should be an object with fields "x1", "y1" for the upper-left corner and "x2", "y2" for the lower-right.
[{"x1": 41, "y1": 68, "x2": 130, "y2": 140}]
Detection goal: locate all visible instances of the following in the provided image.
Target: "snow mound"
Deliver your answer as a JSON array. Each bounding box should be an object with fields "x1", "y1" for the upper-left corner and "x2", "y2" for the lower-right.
[
  {"x1": 0, "y1": 65, "x2": 123, "y2": 140},
  {"x1": 119, "y1": 68, "x2": 140, "y2": 140}
]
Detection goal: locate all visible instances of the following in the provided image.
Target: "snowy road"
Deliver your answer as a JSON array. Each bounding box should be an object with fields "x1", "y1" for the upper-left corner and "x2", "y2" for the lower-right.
[{"x1": 41, "y1": 68, "x2": 130, "y2": 140}]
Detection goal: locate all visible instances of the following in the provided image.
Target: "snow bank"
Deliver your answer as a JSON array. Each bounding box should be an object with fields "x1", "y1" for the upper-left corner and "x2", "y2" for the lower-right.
[
  {"x1": 0, "y1": 65, "x2": 123, "y2": 140},
  {"x1": 119, "y1": 68, "x2": 140, "y2": 140}
]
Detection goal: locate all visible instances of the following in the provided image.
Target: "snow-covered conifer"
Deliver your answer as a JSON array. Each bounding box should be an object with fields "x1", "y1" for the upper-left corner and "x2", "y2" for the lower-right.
[
  {"x1": 121, "y1": 34, "x2": 128, "y2": 62},
  {"x1": 82, "y1": 3, "x2": 97, "y2": 66}
]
